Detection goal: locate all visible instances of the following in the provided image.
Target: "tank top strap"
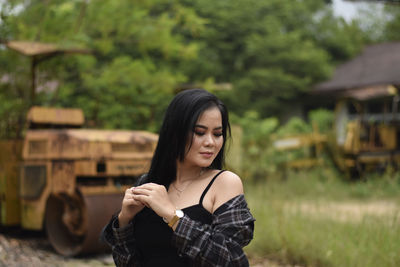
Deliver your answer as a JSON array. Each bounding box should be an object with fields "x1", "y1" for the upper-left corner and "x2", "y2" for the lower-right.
[{"x1": 199, "y1": 170, "x2": 225, "y2": 205}]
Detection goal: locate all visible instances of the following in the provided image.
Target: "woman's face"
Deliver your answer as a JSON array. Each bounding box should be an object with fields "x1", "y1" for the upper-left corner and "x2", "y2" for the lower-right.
[{"x1": 183, "y1": 107, "x2": 224, "y2": 168}]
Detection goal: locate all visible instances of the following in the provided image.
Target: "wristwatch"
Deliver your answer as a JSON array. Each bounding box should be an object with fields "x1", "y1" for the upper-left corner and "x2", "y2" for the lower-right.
[{"x1": 164, "y1": 209, "x2": 184, "y2": 228}]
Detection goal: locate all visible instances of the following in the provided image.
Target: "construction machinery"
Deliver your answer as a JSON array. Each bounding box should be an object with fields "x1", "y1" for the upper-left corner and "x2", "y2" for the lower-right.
[
  {"x1": 0, "y1": 106, "x2": 158, "y2": 256},
  {"x1": 274, "y1": 85, "x2": 400, "y2": 178},
  {"x1": 328, "y1": 85, "x2": 400, "y2": 177}
]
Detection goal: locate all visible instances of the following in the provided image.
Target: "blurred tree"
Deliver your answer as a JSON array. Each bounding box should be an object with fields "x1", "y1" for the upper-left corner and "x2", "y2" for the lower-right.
[
  {"x1": 178, "y1": 0, "x2": 367, "y2": 118},
  {"x1": 0, "y1": 0, "x2": 204, "y2": 136},
  {"x1": 382, "y1": 7, "x2": 400, "y2": 41},
  {"x1": 0, "y1": 0, "x2": 378, "y2": 138}
]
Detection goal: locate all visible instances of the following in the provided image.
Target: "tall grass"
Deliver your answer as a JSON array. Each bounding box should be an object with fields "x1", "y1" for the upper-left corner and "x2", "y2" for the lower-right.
[{"x1": 244, "y1": 169, "x2": 400, "y2": 267}]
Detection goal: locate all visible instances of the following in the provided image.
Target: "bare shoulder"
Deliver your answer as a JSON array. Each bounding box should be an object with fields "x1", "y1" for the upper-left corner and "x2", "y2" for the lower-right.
[
  {"x1": 211, "y1": 170, "x2": 244, "y2": 212},
  {"x1": 215, "y1": 170, "x2": 243, "y2": 192}
]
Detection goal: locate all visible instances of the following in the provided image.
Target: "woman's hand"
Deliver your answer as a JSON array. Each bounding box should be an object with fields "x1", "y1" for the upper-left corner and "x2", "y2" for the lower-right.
[
  {"x1": 118, "y1": 187, "x2": 145, "y2": 228},
  {"x1": 131, "y1": 183, "x2": 176, "y2": 221}
]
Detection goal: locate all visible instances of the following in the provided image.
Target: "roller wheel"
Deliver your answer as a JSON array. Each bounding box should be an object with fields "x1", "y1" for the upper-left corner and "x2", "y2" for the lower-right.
[{"x1": 45, "y1": 191, "x2": 123, "y2": 256}]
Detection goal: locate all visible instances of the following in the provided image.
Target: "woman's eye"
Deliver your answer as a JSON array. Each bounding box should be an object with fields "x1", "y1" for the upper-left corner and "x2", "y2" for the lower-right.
[
  {"x1": 214, "y1": 133, "x2": 223, "y2": 137},
  {"x1": 194, "y1": 131, "x2": 205, "y2": 136}
]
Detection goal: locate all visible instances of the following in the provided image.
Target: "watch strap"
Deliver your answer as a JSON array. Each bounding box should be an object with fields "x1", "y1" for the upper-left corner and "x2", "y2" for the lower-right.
[{"x1": 168, "y1": 215, "x2": 180, "y2": 228}]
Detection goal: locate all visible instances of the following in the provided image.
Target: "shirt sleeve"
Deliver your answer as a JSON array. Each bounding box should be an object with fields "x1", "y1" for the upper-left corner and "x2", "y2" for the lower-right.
[
  {"x1": 171, "y1": 194, "x2": 255, "y2": 267},
  {"x1": 100, "y1": 215, "x2": 142, "y2": 267},
  {"x1": 100, "y1": 174, "x2": 148, "y2": 267}
]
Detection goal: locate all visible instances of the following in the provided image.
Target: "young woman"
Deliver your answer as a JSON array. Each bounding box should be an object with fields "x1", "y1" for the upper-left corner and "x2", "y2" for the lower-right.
[{"x1": 101, "y1": 89, "x2": 255, "y2": 267}]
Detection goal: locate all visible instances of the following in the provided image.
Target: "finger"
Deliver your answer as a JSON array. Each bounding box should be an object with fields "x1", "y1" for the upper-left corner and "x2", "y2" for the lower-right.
[
  {"x1": 132, "y1": 187, "x2": 152, "y2": 195},
  {"x1": 135, "y1": 183, "x2": 159, "y2": 190},
  {"x1": 124, "y1": 192, "x2": 143, "y2": 202},
  {"x1": 124, "y1": 188, "x2": 134, "y2": 197},
  {"x1": 123, "y1": 193, "x2": 135, "y2": 201},
  {"x1": 132, "y1": 194, "x2": 149, "y2": 206},
  {"x1": 123, "y1": 198, "x2": 141, "y2": 206},
  {"x1": 124, "y1": 187, "x2": 137, "y2": 198}
]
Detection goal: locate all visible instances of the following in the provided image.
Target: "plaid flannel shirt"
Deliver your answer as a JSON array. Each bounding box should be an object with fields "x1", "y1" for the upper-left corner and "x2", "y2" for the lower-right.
[{"x1": 101, "y1": 194, "x2": 255, "y2": 267}]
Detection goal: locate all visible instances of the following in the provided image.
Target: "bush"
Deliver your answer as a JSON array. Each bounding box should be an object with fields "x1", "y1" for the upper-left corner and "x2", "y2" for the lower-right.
[
  {"x1": 309, "y1": 108, "x2": 334, "y2": 134},
  {"x1": 231, "y1": 111, "x2": 279, "y2": 180},
  {"x1": 233, "y1": 109, "x2": 336, "y2": 181}
]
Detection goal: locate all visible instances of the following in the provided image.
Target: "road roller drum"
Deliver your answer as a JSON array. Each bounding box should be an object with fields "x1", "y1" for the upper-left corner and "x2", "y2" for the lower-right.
[{"x1": 45, "y1": 191, "x2": 124, "y2": 255}]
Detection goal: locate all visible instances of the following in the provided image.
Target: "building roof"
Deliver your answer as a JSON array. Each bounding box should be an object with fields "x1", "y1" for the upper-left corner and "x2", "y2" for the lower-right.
[{"x1": 314, "y1": 42, "x2": 400, "y2": 93}]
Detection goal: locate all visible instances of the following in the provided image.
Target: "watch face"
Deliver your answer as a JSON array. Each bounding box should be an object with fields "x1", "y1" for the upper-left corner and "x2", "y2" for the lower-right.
[{"x1": 176, "y1": 209, "x2": 184, "y2": 218}]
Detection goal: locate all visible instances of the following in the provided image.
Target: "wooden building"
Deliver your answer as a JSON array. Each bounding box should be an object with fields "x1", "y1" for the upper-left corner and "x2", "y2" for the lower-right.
[{"x1": 312, "y1": 42, "x2": 400, "y2": 176}]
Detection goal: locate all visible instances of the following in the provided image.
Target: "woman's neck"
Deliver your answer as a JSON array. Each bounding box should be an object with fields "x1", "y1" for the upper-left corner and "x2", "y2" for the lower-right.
[{"x1": 175, "y1": 164, "x2": 204, "y2": 183}]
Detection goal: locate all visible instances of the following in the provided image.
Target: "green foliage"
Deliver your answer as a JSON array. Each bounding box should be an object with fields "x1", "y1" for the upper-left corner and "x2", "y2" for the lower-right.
[
  {"x1": 234, "y1": 109, "x2": 336, "y2": 181},
  {"x1": 0, "y1": 48, "x2": 31, "y2": 138},
  {"x1": 0, "y1": 0, "x2": 395, "y2": 139},
  {"x1": 272, "y1": 117, "x2": 318, "y2": 169},
  {"x1": 382, "y1": 7, "x2": 400, "y2": 41},
  {"x1": 179, "y1": 0, "x2": 368, "y2": 118},
  {"x1": 0, "y1": 0, "x2": 204, "y2": 136},
  {"x1": 231, "y1": 111, "x2": 279, "y2": 180},
  {"x1": 309, "y1": 10, "x2": 366, "y2": 62},
  {"x1": 275, "y1": 117, "x2": 312, "y2": 137},
  {"x1": 309, "y1": 108, "x2": 334, "y2": 133},
  {"x1": 76, "y1": 55, "x2": 181, "y2": 130}
]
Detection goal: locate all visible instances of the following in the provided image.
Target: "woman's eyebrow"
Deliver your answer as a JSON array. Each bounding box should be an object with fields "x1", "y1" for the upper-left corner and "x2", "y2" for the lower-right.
[{"x1": 195, "y1": 124, "x2": 223, "y2": 130}]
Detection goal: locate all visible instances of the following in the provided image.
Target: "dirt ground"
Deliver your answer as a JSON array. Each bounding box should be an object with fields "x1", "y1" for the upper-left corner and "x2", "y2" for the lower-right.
[
  {"x1": 285, "y1": 200, "x2": 400, "y2": 224},
  {"x1": 0, "y1": 228, "x2": 114, "y2": 267}
]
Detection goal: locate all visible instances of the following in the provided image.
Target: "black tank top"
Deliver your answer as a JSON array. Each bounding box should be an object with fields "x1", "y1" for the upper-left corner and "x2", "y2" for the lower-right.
[{"x1": 133, "y1": 170, "x2": 225, "y2": 267}]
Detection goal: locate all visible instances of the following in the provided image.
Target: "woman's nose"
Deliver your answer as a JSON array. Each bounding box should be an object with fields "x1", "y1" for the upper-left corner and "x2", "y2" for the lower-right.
[{"x1": 204, "y1": 134, "x2": 215, "y2": 146}]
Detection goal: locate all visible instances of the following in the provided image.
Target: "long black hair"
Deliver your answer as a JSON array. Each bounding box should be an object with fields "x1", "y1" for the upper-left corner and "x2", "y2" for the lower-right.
[{"x1": 147, "y1": 89, "x2": 231, "y2": 186}]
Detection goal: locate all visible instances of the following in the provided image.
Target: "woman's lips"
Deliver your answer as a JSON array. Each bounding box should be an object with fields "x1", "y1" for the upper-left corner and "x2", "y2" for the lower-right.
[{"x1": 200, "y1": 152, "x2": 213, "y2": 158}]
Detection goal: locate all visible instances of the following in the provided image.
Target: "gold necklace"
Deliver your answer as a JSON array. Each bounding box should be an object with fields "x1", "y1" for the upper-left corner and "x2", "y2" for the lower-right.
[{"x1": 172, "y1": 169, "x2": 204, "y2": 197}]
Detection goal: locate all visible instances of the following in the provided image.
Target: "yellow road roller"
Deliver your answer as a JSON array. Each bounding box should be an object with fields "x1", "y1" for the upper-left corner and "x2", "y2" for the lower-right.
[{"x1": 0, "y1": 106, "x2": 157, "y2": 256}]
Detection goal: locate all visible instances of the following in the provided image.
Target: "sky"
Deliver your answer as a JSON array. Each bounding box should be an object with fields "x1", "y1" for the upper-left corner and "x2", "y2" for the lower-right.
[{"x1": 332, "y1": 0, "x2": 385, "y2": 21}]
